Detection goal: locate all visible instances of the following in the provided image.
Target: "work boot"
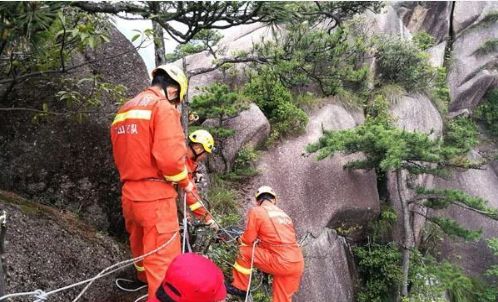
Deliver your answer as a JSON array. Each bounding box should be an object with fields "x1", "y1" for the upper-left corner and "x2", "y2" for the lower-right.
[
  {"x1": 115, "y1": 278, "x2": 147, "y2": 292},
  {"x1": 226, "y1": 283, "x2": 247, "y2": 298}
]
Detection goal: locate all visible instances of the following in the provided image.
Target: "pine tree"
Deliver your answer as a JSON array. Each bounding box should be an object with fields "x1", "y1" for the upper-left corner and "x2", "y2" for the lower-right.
[{"x1": 307, "y1": 94, "x2": 497, "y2": 297}]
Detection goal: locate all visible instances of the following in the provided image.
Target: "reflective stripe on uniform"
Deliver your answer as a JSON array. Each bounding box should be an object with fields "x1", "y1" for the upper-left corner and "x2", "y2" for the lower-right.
[
  {"x1": 266, "y1": 210, "x2": 289, "y2": 219},
  {"x1": 112, "y1": 109, "x2": 152, "y2": 125},
  {"x1": 233, "y1": 262, "x2": 252, "y2": 275},
  {"x1": 189, "y1": 201, "x2": 203, "y2": 211},
  {"x1": 164, "y1": 167, "x2": 188, "y2": 182},
  {"x1": 134, "y1": 263, "x2": 145, "y2": 272}
]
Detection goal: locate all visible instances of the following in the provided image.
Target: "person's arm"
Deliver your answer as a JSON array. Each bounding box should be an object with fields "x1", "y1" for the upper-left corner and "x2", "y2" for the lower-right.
[
  {"x1": 151, "y1": 102, "x2": 191, "y2": 190},
  {"x1": 186, "y1": 177, "x2": 213, "y2": 222},
  {"x1": 239, "y1": 208, "x2": 259, "y2": 246}
]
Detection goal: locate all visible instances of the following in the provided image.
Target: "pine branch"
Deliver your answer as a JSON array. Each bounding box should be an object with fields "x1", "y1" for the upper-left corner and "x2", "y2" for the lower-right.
[{"x1": 187, "y1": 56, "x2": 270, "y2": 77}]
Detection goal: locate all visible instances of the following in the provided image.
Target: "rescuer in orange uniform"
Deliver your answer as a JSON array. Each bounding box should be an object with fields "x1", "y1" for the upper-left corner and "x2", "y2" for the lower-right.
[
  {"x1": 185, "y1": 129, "x2": 219, "y2": 229},
  {"x1": 226, "y1": 186, "x2": 304, "y2": 302},
  {"x1": 110, "y1": 64, "x2": 193, "y2": 300}
]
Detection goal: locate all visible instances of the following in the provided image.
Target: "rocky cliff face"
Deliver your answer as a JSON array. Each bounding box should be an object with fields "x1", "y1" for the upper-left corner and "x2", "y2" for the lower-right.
[{"x1": 0, "y1": 2, "x2": 497, "y2": 302}]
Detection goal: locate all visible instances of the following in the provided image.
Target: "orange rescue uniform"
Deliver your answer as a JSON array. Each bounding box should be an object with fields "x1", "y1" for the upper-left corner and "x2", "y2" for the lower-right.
[
  {"x1": 185, "y1": 156, "x2": 212, "y2": 222},
  {"x1": 111, "y1": 86, "x2": 188, "y2": 300},
  {"x1": 232, "y1": 202, "x2": 304, "y2": 302}
]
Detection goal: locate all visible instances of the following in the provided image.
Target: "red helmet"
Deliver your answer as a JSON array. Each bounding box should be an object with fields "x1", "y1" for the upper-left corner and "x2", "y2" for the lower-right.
[{"x1": 155, "y1": 253, "x2": 226, "y2": 302}]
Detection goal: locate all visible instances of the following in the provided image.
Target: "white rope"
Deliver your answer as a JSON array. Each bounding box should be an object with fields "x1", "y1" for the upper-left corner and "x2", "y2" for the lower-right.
[
  {"x1": 182, "y1": 193, "x2": 188, "y2": 253},
  {"x1": 71, "y1": 231, "x2": 178, "y2": 302},
  {"x1": 0, "y1": 232, "x2": 178, "y2": 302},
  {"x1": 133, "y1": 293, "x2": 148, "y2": 302},
  {"x1": 0, "y1": 290, "x2": 41, "y2": 301},
  {"x1": 189, "y1": 191, "x2": 236, "y2": 241},
  {"x1": 245, "y1": 240, "x2": 259, "y2": 302}
]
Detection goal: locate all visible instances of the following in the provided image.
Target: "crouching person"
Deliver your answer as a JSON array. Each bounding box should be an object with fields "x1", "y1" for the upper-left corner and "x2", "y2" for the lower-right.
[{"x1": 226, "y1": 186, "x2": 304, "y2": 302}]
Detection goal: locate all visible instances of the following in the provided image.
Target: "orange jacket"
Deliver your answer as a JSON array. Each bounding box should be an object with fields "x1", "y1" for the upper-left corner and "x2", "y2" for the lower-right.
[
  {"x1": 240, "y1": 202, "x2": 303, "y2": 263},
  {"x1": 185, "y1": 157, "x2": 212, "y2": 222},
  {"x1": 111, "y1": 86, "x2": 188, "y2": 201}
]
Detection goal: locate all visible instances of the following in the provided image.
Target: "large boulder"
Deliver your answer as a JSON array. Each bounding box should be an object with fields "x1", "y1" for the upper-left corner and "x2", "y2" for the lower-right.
[
  {"x1": 448, "y1": 2, "x2": 498, "y2": 112},
  {"x1": 395, "y1": 1, "x2": 452, "y2": 43},
  {"x1": 435, "y1": 158, "x2": 498, "y2": 278},
  {"x1": 296, "y1": 229, "x2": 356, "y2": 302},
  {"x1": 0, "y1": 25, "x2": 149, "y2": 235},
  {"x1": 0, "y1": 191, "x2": 141, "y2": 302},
  {"x1": 202, "y1": 103, "x2": 270, "y2": 173}
]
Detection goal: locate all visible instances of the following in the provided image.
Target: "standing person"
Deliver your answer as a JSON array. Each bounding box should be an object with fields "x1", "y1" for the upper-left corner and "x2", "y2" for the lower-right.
[
  {"x1": 185, "y1": 129, "x2": 219, "y2": 229},
  {"x1": 111, "y1": 64, "x2": 193, "y2": 300},
  {"x1": 151, "y1": 253, "x2": 226, "y2": 302},
  {"x1": 226, "y1": 186, "x2": 304, "y2": 302}
]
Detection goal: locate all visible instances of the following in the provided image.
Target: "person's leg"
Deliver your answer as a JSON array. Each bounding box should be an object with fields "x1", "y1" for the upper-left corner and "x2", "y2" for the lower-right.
[
  {"x1": 232, "y1": 246, "x2": 279, "y2": 291},
  {"x1": 132, "y1": 197, "x2": 181, "y2": 299},
  {"x1": 122, "y1": 197, "x2": 147, "y2": 283},
  {"x1": 271, "y1": 260, "x2": 304, "y2": 302},
  {"x1": 142, "y1": 227, "x2": 181, "y2": 299}
]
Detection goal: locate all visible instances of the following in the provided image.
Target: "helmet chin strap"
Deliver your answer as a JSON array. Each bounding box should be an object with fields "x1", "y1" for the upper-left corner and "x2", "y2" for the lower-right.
[
  {"x1": 258, "y1": 198, "x2": 275, "y2": 206},
  {"x1": 189, "y1": 144, "x2": 206, "y2": 161}
]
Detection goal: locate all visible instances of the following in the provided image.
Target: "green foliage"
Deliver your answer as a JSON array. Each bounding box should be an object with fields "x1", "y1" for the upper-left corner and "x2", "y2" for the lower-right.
[
  {"x1": 429, "y1": 216, "x2": 482, "y2": 241},
  {"x1": 1, "y1": 4, "x2": 110, "y2": 78},
  {"x1": 307, "y1": 95, "x2": 480, "y2": 175},
  {"x1": 244, "y1": 70, "x2": 308, "y2": 141},
  {"x1": 375, "y1": 36, "x2": 434, "y2": 93},
  {"x1": 473, "y1": 39, "x2": 498, "y2": 57},
  {"x1": 412, "y1": 32, "x2": 435, "y2": 51},
  {"x1": 191, "y1": 83, "x2": 247, "y2": 171},
  {"x1": 223, "y1": 146, "x2": 259, "y2": 181},
  {"x1": 206, "y1": 175, "x2": 240, "y2": 226},
  {"x1": 431, "y1": 67, "x2": 451, "y2": 113},
  {"x1": 308, "y1": 97, "x2": 439, "y2": 175},
  {"x1": 486, "y1": 238, "x2": 498, "y2": 279},
  {"x1": 417, "y1": 188, "x2": 498, "y2": 220},
  {"x1": 409, "y1": 255, "x2": 497, "y2": 302},
  {"x1": 191, "y1": 83, "x2": 243, "y2": 125},
  {"x1": 369, "y1": 205, "x2": 398, "y2": 242},
  {"x1": 165, "y1": 29, "x2": 223, "y2": 62},
  {"x1": 252, "y1": 20, "x2": 370, "y2": 97},
  {"x1": 443, "y1": 117, "x2": 479, "y2": 155},
  {"x1": 354, "y1": 242, "x2": 402, "y2": 302},
  {"x1": 475, "y1": 88, "x2": 498, "y2": 137}
]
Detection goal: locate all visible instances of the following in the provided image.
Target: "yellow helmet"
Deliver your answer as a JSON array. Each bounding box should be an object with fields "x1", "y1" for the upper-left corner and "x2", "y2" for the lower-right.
[
  {"x1": 151, "y1": 64, "x2": 188, "y2": 102},
  {"x1": 189, "y1": 129, "x2": 215, "y2": 153},
  {"x1": 255, "y1": 186, "x2": 276, "y2": 200}
]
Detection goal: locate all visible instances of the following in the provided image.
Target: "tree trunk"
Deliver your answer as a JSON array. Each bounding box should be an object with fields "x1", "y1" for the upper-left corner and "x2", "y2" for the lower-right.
[
  {"x1": 152, "y1": 20, "x2": 166, "y2": 66},
  {"x1": 397, "y1": 169, "x2": 414, "y2": 298}
]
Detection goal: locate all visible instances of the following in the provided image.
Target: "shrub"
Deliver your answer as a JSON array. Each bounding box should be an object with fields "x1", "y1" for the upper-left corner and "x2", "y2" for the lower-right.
[
  {"x1": 475, "y1": 88, "x2": 498, "y2": 138},
  {"x1": 354, "y1": 242, "x2": 402, "y2": 302},
  {"x1": 376, "y1": 36, "x2": 434, "y2": 92},
  {"x1": 244, "y1": 70, "x2": 308, "y2": 141}
]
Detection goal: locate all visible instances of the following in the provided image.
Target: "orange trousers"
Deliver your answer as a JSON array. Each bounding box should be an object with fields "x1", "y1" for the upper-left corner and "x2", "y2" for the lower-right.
[
  {"x1": 232, "y1": 245, "x2": 304, "y2": 302},
  {"x1": 122, "y1": 197, "x2": 181, "y2": 300}
]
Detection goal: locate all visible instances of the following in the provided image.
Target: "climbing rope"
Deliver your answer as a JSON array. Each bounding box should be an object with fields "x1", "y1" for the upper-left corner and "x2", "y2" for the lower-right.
[
  {"x1": 189, "y1": 190, "x2": 236, "y2": 241},
  {"x1": 134, "y1": 293, "x2": 148, "y2": 302},
  {"x1": 0, "y1": 232, "x2": 178, "y2": 302},
  {"x1": 182, "y1": 193, "x2": 192, "y2": 253},
  {"x1": 245, "y1": 239, "x2": 259, "y2": 302}
]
